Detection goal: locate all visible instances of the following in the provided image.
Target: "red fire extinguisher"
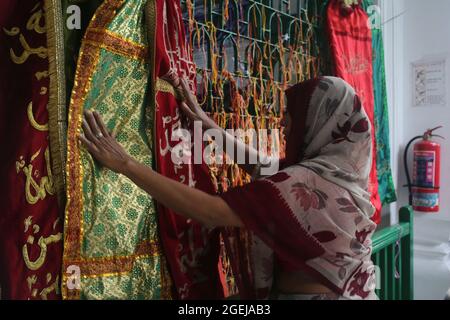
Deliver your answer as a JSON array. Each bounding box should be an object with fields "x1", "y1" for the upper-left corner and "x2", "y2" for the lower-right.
[{"x1": 404, "y1": 126, "x2": 444, "y2": 213}]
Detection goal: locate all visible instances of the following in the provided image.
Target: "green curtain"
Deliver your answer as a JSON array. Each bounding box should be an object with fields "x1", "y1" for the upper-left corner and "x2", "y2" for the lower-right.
[{"x1": 361, "y1": 0, "x2": 397, "y2": 205}]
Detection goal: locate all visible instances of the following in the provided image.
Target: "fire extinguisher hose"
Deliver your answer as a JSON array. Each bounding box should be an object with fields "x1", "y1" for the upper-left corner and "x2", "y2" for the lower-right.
[{"x1": 404, "y1": 135, "x2": 423, "y2": 206}]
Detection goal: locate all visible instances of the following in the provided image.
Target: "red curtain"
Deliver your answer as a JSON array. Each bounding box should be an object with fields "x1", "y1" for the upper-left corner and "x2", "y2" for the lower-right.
[
  {"x1": 326, "y1": 0, "x2": 382, "y2": 223},
  {"x1": 0, "y1": 0, "x2": 62, "y2": 299},
  {"x1": 152, "y1": 0, "x2": 226, "y2": 299}
]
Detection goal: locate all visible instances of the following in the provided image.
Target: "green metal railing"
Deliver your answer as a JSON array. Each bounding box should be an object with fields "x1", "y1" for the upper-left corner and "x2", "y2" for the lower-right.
[{"x1": 372, "y1": 206, "x2": 414, "y2": 300}]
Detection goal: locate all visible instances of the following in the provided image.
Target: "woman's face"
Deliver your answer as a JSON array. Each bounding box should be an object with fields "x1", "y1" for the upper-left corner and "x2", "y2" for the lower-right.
[{"x1": 281, "y1": 110, "x2": 292, "y2": 142}]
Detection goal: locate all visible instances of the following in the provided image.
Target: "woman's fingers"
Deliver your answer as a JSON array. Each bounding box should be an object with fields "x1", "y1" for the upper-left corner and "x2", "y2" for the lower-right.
[
  {"x1": 162, "y1": 70, "x2": 181, "y2": 88},
  {"x1": 93, "y1": 111, "x2": 110, "y2": 138},
  {"x1": 82, "y1": 118, "x2": 99, "y2": 145},
  {"x1": 179, "y1": 78, "x2": 198, "y2": 109},
  {"x1": 84, "y1": 110, "x2": 103, "y2": 139},
  {"x1": 79, "y1": 134, "x2": 100, "y2": 155},
  {"x1": 180, "y1": 102, "x2": 198, "y2": 120}
]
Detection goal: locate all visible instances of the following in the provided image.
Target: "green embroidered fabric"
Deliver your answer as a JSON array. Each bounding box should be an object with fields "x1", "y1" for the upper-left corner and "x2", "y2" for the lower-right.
[{"x1": 64, "y1": 0, "x2": 166, "y2": 299}]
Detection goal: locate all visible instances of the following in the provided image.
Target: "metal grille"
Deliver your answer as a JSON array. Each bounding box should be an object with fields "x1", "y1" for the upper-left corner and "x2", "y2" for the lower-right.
[
  {"x1": 180, "y1": 0, "x2": 321, "y2": 118},
  {"x1": 180, "y1": 0, "x2": 323, "y2": 296}
]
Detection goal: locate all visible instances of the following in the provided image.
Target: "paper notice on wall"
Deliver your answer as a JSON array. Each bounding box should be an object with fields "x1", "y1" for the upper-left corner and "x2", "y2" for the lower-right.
[{"x1": 413, "y1": 59, "x2": 446, "y2": 107}]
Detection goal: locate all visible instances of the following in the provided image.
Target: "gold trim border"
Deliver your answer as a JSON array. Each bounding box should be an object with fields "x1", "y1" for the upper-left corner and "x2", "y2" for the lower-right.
[
  {"x1": 44, "y1": 0, "x2": 67, "y2": 207},
  {"x1": 85, "y1": 28, "x2": 148, "y2": 61}
]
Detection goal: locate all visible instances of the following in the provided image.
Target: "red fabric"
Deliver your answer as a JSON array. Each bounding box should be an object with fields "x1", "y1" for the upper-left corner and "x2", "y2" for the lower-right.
[
  {"x1": 326, "y1": 0, "x2": 382, "y2": 224},
  {"x1": 220, "y1": 173, "x2": 344, "y2": 299},
  {"x1": 0, "y1": 0, "x2": 62, "y2": 299},
  {"x1": 223, "y1": 177, "x2": 326, "y2": 265},
  {"x1": 153, "y1": 0, "x2": 225, "y2": 299}
]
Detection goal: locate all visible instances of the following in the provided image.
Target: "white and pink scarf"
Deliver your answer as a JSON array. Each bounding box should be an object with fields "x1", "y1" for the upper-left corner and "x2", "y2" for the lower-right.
[{"x1": 221, "y1": 77, "x2": 379, "y2": 300}]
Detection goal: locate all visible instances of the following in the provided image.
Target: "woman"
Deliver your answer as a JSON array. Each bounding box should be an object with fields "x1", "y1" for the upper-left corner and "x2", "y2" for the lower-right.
[{"x1": 79, "y1": 76, "x2": 378, "y2": 300}]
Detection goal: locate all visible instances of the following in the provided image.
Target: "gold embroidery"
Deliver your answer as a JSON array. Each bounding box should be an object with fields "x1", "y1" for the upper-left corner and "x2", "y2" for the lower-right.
[
  {"x1": 26, "y1": 6, "x2": 46, "y2": 34},
  {"x1": 40, "y1": 87, "x2": 48, "y2": 95},
  {"x1": 10, "y1": 34, "x2": 48, "y2": 64},
  {"x1": 28, "y1": 102, "x2": 49, "y2": 132},
  {"x1": 27, "y1": 235, "x2": 35, "y2": 245},
  {"x1": 3, "y1": 27, "x2": 20, "y2": 36},
  {"x1": 16, "y1": 147, "x2": 55, "y2": 205},
  {"x1": 31, "y1": 149, "x2": 41, "y2": 162},
  {"x1": 27, "y1": 275, "x2": 37, "y2": 292},
  {"x1": 3, "y1": 3, "x2": 47, "y2": 64},
  {"x1": 53, "y1": 218, "x2": 60, "y2": 230},
  {"x1": 23, "y1": 215, "x2": 61, "y2": 299},
  {"x1": 16, "y1": 156, "x2": 25, "y2": 173},
  {"x1": 33, "y1": 224, "x2": 40, "y2": 235},
  {"x1": 39, "y1": 275, "x2": 60, "y2": 300},
  {"x1": 22, "y1": 232, "x2": 62, "y2": 271},
  {"x1": 80, "y1": 241, "x2": 161, "y2": 276},
  {"x1": 63, "y1": 0, "x2": 168, "y2": 300},
  {"x1": 24, "y1": 216, "x2": 33, "y2": 233},
  {"x1": 35, "y1": 71, "x2": 49, "y2": 80}
]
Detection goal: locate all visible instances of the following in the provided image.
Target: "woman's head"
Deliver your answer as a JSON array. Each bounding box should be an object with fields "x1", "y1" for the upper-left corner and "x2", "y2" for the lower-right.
[
  {"x1": 284, "y1": 77, "x2": 371, "y2": 166},
  {"x1": 283, "y1": 76, "x2": 374, "y2": 216}
]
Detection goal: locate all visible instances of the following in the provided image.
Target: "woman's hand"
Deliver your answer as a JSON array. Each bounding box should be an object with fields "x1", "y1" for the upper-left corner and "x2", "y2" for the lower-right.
[
  {"x1": 163, "y1": 73, "x2": 218, "y2": 130},
  {"x1": 79, "y1": 110, "x2": 133, "y2": 174}
]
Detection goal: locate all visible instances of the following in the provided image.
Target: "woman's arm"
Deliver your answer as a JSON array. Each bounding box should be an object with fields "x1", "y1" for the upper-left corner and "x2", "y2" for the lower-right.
[
  {"x1": 175, "y1": 77, "x2": 276, "y2": 178},
  {"x1": 123, "y1": 158, "x2": 243, "y2": 228},
  {"x1": 79, "y1": 110, "x2": 243, "y2": 228}
]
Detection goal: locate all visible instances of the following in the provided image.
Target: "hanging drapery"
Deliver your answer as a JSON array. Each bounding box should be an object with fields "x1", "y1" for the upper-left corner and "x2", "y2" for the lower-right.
[
  {"x1": 62, "y1": 0, "x2": 172, "y2": 300},
  {"x1": 62, "y1": 0, "x2": 225, "y2": 300},
  {"x1": 326, "y1": 0, "x2": 382, "y2": 224},
  {"x1": 0, "y1": 0, "x2": 63, "y2": 300},
  {"x1": 151, "y1": 0, "x2": 226, "y2": 300},
  {"x1": 361, "y1": 0, "x2": 397, "y2": 205}
]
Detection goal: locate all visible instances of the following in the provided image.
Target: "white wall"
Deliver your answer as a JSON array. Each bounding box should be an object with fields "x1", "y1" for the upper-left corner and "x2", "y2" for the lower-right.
[
  {"x1": 382, "y1": 0, "x2": 450, "y2": 300},
  {"x1": 381, "y1": 0, "x2": 406, "y2": 226}
]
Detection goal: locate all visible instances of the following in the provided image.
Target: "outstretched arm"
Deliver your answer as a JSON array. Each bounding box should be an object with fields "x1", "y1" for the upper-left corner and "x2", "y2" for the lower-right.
[
  {"x1": 174, "y1": 77, "x2": 277, "y2": 178},
  {"x1": 79, "y1": 110, "x2": 243, "y2": 228}
]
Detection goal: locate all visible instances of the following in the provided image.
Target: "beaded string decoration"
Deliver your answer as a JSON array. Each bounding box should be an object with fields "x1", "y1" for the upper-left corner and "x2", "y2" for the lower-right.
[{"x1": 180, "y1": 0, "x2": 322, "y2": 297}]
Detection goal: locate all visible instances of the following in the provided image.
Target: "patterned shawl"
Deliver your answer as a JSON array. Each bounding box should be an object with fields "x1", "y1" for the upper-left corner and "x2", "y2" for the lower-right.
[{"x1": 221, "y1": 76, "x2": 378, "y2": 300}]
